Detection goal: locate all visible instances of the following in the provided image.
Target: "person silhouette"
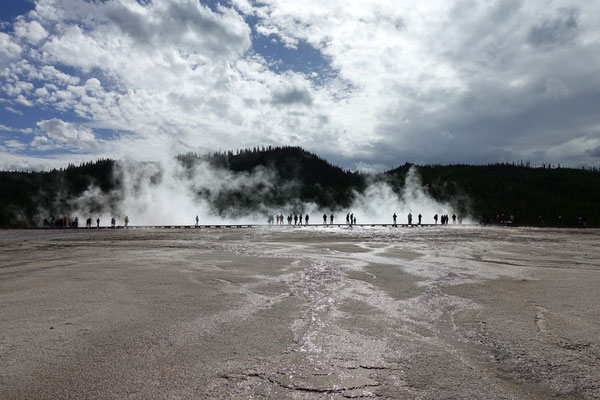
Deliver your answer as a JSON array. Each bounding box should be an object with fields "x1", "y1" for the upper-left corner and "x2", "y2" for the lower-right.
[{"x1": 393, "y1": 213, "x2": 397, "y2": 226}]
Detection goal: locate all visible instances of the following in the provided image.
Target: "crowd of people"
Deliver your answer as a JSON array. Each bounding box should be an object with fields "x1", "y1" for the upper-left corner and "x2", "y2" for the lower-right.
[
  {"x1": 262, "y1": 211, "x2": 464, "y2": 227},
  {"x1": 43, "y1": 216, "x2": 129, "y2": 228}
]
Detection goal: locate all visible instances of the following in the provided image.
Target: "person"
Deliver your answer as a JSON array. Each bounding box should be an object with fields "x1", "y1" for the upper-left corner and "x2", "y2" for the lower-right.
[
  {"x1": 452, "y1": 214, "x2": 456, "y2": 224},
  {"x1": 393, "y1": 213, "x2": 397, "y2": 226},
  {"x1": 96, "y1": 218, "x2": 100, "y2": 228},
  {"x1": 353, "y1": 216, "x2": 356, "y2": 225},
  {"x1": 288, "y1": 215, "x2": 292, "y2": 225},
  {"x1": 418, "y1": 214, "x2": 422, "y2": 225},
  {"x1": 124, "y1": 215, "x2": 129, "y2": 227},
  {"x1": 323, "y1": 213, "x2": 327, "y2": 225},
  {"x1": 408, "y1": 212, "x2": 412, "y2": 225},
  {"x1": 74, "y1": 216, "x2": 78, "y2": 228},
  {"x1": 299, "y1": 215, "x2": 303, "y2": 225},
  {"x1": 330, "y1": 214, "x2": 334, "y2": 224},
  {"x1": 434, "y1": 214, "x2": 438, "y2": 224},
  {"x1": 111, "y1": 217, "x2": 116, "y2": 228},
  {"x1": 305, "y1": 214, "x2": 309, "y2": 225},
  {"x1": 346, "y1": 213, "x2": 350, "y2": 225},
  {"x1": 195, "y1": 215, "x2": 199, "y2": 226},
  {"x1": 294, "y1": 215, "x2": 298, "y2": 225},
  {"x1": 350, "y1": 213, "x2": 354, "y2": 226}
]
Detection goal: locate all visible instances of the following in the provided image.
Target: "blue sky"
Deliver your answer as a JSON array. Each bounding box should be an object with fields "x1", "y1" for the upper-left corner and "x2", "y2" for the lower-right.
[{"x1": 1, "y1": 0, "x2": 600, "y2": 170}]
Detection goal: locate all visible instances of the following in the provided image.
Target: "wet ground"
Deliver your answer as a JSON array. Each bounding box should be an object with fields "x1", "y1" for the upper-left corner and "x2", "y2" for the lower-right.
[{"x1": 0, "y1": 226, "x2": 599, "y2": 399}]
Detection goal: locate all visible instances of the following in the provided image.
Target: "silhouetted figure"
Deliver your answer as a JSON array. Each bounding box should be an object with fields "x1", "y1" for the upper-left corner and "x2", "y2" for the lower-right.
[
  {"x1": 124, "y1": 216, "x2": 129, "y2": 227},
  {"x1": 195, "y1": 215, "x2": 199, "y2": 226},
  {"x1": 350, "y1": 213, "x2": 354, "y2": 226},
  {"x1": 288, "y1": 215, "x2": 292, "y2": 225},
  {"x1": 346, "y1": 213, "x2": 350, "y2": 225},
  {"x1": 323, "y1": 213, "x2": 327, "y2": 224},
  {"x1": 353, "y1": 216, "x2": 356, "y2": 225},
  {"x1": 434, "y1": 214, "x2": 438, "y2": 224},
  {"x1": 393, "y1": 213, "x2": 397, "y2": 226},
  {"x1": 452, "y1": 214, "x2": 456, "y2": 224},
  {"x1": 111, "y1": 217, "x2": 116, "y2": 228},
  {"x1": 330, "y1": 214, "x2": 334, "y2": 224},
  {"x1": 418, "y1": 214, "x2": 422, "y2": 225},
  {"x1": 73, "y1": 217, "x2": 78, "y2": 228},
  {"x1": 305, "y1": 214, "x2": 309, "y2": 225},
  {"x1": 408, "y1": 212, "x2": 412, "y2": 225},
  {"x1": 96, "y1": 218, "x2": 100, "y2": 228},
  {"x1": 294, "y1": 215, "x2": 298, "y2": 225}
]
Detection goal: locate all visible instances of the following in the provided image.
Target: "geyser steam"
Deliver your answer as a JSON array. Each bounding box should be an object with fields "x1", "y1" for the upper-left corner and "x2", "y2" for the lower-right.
[{"x1": 69, "y1": 158, "x2": 466, "y2": 226}]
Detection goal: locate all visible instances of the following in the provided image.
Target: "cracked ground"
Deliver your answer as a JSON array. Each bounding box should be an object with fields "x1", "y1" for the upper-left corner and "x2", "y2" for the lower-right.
[{"x1": 1, "y1": 226, "x2": 599, "y2": 399}]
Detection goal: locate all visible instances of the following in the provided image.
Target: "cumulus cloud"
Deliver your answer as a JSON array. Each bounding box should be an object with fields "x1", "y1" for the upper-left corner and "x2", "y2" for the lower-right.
[
  {"x1": 0, "y1": 32, "x2": 22, "y2": 60},
  {"x1": 14, "y1": 18, "x2": 48, "y2": 45},
  {"x1": 34, "y1": 118, "x2": 102, "y2": 151}
]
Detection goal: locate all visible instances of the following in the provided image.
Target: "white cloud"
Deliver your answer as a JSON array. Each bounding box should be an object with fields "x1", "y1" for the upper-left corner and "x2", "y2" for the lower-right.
[
  {"x1": 16, "y1": 95, "x2": 34, "y2": 107},
  {"x1": 34, "y1": 118, "x2": 102, "y2": 152},
  {"x1": 4, "y1": 106, "x2": 23, "y2": 115},
  {"x1": 14, "y1": 18, "x2": 48, "y2": 45},
  {"x1": 0, "y1": 32, "x2": 22, "y2": 60},
  {"x1": 3, "y1": 139, "x2": 27, "y2": 151}
]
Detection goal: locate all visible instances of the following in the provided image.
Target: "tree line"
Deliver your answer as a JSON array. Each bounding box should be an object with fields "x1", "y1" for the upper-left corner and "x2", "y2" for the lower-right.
[{"x1": 1, "y1": 147, "x2": 598, "y2": 227}]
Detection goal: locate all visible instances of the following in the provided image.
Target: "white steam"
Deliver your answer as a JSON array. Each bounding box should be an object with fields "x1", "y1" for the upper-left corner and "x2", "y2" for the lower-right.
[{"x1": 69, "y1": 159, "x2": 467, "y2": 226}]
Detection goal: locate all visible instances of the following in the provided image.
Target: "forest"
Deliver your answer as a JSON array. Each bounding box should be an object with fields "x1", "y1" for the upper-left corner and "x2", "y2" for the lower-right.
[{"x1": 1, "y1": 146, "x2": 598, "y2": 227}]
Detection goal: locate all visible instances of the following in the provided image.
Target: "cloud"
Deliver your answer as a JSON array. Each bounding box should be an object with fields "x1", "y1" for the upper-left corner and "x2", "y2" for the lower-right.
[
  {"x1": 0, "y1": 0, "x2": 599, "y2": 170},
  {"x1": 0, "y1": 32, "x2": 22, "y2": 60},
  {"x1": 35, "y1": 118, "x2": 102, "y2": 151},
  {"x1": 14, "y1": 18, "x2": 48, "y2": 45},
  {"x1": 528, "y1": 7, "x2": 579, "y2": 49},
  {"x1": 271, "y1": 85, "x2": 313, "y2": 106},
  {"x1": 0, "y1": 123, "x2": 33, "y2": 134},
  {"x1": 4, "y1": 106, "x2": 23, "y2": 115},
  {"x1": 3, "y1": 139, "x2": 26, "y2": 151},
  {"x1": 587, "y1": 146, "x2": 600, "y2": 158}
]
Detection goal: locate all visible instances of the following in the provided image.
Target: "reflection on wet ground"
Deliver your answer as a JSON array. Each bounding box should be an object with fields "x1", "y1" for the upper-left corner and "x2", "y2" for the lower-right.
[{"x1": 1, "y1": 226, "x2": 599, "y2": 399}]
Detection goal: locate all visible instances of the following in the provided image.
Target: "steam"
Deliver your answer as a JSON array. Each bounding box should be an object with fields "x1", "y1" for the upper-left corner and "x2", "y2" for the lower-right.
[
  {"x1": 349, "y1": 167, "x2": 460, "y2": 224},
  {"x1": 67, "y1": 158, "x2": 468, "y2": 227}
]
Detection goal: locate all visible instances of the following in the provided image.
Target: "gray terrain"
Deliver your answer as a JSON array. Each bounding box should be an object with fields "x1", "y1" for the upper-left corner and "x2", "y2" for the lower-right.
[{"x1": 1, "y1": 226, "x2": 599, "y2": 399}]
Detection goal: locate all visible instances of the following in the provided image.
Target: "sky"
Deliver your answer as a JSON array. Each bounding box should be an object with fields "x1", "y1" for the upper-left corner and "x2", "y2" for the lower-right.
[{"x1": 1, "y1": 0, "x2": 600, "y2": 171}]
